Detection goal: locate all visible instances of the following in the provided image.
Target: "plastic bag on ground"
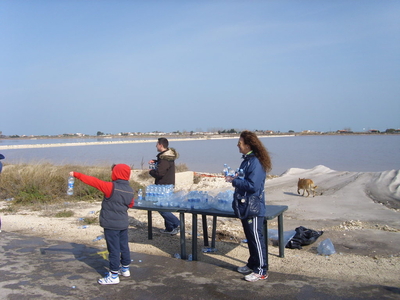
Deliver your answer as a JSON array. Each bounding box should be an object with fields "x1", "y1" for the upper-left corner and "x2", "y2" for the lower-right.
[
  {"x1": 317, "y1": 238, "x2": 336, "y2": 255},
  {"x1": 268, "y1": 229, "x2": 297, "y2": 247}
]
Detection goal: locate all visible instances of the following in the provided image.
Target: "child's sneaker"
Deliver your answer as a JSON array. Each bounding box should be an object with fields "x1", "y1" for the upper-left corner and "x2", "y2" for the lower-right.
[
  {"x1": 119, "y1": 266, "x2": 131, "y2": 277},
  {"x1": 244, "y1": 272, "x2": 269, "y2": 282},
  {"x1": 98, "y1": 272, "x2": 120, "y2": 285}
]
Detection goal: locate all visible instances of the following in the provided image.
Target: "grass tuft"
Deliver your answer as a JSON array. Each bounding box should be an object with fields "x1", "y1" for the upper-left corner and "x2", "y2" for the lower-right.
[{"x1": 55, "y1": 210, "x2": 75, "y2": 218}]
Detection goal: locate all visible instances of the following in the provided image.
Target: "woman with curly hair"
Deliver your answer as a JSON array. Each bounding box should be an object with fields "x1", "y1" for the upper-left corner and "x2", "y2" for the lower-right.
[{"x1": 226, "y1": 130, "x2": 272, "y2": 282}]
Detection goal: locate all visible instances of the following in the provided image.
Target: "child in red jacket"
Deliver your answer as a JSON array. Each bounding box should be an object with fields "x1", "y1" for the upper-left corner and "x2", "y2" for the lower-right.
[{"x1": 70, "y1": 164, "x2": 134, "y2": 285}]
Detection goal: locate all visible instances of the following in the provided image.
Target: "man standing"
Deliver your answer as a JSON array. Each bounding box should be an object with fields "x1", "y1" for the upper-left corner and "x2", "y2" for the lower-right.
[{"x1": 149, "y1": 137, "x2": 180, "y2": 235}]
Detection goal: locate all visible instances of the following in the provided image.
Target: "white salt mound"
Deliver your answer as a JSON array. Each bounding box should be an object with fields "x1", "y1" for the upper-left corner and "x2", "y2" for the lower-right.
[{"x1": 366, "y1": 169, "x2": 400, "y2": 209}]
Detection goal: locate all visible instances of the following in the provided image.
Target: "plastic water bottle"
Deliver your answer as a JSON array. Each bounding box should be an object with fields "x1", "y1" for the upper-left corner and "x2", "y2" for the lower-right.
[
  {"x1": 202, "y1": 247, "x2": 217, "y2": 253},
  {"x1": 67, "y1": 176, "x2": 74, "y2": 196},
  {"x1": 223, "y1": 164, "x2": 228, "y2": 176},
  {"x1": 146, "y1": 185, "x2": 153, "y2": 202},
  {"x1": 92, "y1": 235, "x2": 104, "y2": 242},
  {"x1": 137, "y1": 189, "x2": 143, "y2": 206},
  {"x1": 238, "y1": 168, "x2": 244, "y2": 179}
]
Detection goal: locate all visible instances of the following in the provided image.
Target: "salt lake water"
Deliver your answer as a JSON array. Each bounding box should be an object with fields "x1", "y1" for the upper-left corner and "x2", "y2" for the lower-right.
[{"x1": 1, "y1": 135, "x2": 399, "y2": 175}]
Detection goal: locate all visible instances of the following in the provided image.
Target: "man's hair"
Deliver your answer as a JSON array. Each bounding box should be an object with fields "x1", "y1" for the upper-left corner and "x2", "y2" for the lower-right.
[{"x1": 158, "y1": 137, "x2": 169, "y2": 148}]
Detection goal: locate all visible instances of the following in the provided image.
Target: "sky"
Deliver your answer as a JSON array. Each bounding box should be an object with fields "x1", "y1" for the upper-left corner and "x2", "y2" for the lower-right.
[{"x1": 1, "y1": 0, "x2": 399, "y2": 136}]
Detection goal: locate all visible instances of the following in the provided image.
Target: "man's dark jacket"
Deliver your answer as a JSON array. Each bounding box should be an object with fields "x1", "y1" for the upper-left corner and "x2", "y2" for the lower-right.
[{"x1": 149, "y1": 148, "x2": 179, "y2": 185}]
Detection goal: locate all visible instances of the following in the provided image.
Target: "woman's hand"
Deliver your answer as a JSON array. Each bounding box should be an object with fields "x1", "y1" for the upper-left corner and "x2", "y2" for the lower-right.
[{"x1": 225, "y1": 176, "x2": 235, "y2": 183}]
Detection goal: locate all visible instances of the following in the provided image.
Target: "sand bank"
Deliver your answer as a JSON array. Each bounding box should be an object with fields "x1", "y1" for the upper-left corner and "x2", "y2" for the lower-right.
[{"x1": 0, "y1": 135, "x2": 293, "y2": 150}]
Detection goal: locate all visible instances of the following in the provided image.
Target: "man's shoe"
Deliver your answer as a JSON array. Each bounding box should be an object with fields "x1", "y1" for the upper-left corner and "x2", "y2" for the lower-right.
[
  {"x1": 98, "y1": 272, "x2": 120, "y2": 285},
  {"x1": 237, "y1": 265, "x2": 252, "y2": 274},
  {"x1": 244, "y1": 272, "x2": 269, "y2": 282},
  {"x1": 118, "y1": 266, "x2": 130, "y2": 277},
  {"x1": 160, "y1": 227, "x2": 180, "y2": 235}
]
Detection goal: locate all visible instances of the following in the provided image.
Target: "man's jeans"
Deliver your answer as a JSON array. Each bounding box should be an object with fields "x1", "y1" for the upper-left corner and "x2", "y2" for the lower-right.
[{"x1": 159, "y1": 212, "x2": 180, "y2": 231}]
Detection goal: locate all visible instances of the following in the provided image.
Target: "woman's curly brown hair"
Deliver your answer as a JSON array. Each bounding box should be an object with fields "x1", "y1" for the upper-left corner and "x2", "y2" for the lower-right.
[{"x1": 240, "y1": 130, "x2": 272, "y2": 172}]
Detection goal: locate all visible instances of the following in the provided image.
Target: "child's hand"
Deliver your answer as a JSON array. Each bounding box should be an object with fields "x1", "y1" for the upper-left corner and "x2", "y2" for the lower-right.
[{"x1": 69, "y1": 171, "x2": 74, "y2": 177}]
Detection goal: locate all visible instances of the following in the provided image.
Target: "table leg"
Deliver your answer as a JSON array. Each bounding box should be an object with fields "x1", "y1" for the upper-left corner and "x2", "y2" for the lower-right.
[
  {"x1": 192, "y1": 213, "x2": 198, "y2": 261},
  {"x1": 211, "y1": 216, "x2": 217, "y2": 249},
  {"x1": 180, "y1": 212, "x2": 186, "y2": 260},
  {"x1": 202, "y1": 214, "x2": 209, "y2": 247},
  {"x1": 147, "y1": 210, "x2": 152, "y2": 240},
  {"x1": 278, "y1": 213, "x2": 284, "y2": 258}
]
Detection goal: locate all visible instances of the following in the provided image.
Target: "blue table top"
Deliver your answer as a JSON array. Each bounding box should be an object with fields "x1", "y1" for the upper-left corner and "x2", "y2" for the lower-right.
[{"x1": 131, "y1": 202, "x2": 288, "y2": 219}]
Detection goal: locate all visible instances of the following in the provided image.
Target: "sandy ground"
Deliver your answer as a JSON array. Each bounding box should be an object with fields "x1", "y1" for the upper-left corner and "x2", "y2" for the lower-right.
[{"x1": 1, "y1": 165, "x2": 399, "y2": 287}]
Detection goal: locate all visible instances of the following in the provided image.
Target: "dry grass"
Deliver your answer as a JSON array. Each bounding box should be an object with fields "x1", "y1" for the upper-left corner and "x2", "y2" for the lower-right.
[{"x1": 0, "y1": 163, "x2": 142, "y2": 212}]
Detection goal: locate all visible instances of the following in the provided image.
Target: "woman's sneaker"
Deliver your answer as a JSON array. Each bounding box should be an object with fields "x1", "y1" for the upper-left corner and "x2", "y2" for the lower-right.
[
  {"x1": 244, "y1": 272, "x2": 269, "y2": 282},
  {"x1": 237, "y1": 265, "x2": 252, "y2": 274},
  {"x1": 98, "y1": 272, "x2": 120, "y2": 285},
  {"x1": 119, "y1": 266, "x2": 131, "y2": 277}
]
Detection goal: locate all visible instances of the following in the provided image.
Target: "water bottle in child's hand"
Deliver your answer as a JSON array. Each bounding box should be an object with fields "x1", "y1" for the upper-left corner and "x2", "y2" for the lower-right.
[{"x1": 67, "y1": 176, "x2": 74, "y2": 196}]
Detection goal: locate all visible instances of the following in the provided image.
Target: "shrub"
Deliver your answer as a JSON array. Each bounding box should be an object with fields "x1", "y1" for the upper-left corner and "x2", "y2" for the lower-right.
[
  {"x1": 138, "y1": 170, "x2": 152, "y2": 180},
  {"x1": 83, "y1": 216, "x2": 98, "y2": 225},
  {"x1": 55, "y1": 210, "x2": 75, "y2": 218},
  {"x1": 176, "y1": 163, "x2": 189, "y2": 172},
  {"x1": 193, "y1": 174, "x2": 202, "y2": 184}
]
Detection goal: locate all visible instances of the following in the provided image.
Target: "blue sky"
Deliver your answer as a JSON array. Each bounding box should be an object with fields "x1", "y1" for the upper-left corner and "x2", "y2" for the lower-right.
[{"x1": 1, "y1": 0, "x2": 399, "y2": 136}]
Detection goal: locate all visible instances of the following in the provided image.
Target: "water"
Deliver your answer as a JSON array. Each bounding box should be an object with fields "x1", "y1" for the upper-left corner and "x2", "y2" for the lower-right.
[{"x1": 1, "y1": 135, "x2": 399, "y2": 175}]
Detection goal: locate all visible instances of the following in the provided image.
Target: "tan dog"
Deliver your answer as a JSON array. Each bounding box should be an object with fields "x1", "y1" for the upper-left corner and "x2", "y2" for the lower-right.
[{"x1": 297, "y1": 178, "x2": 318, "y2": 197}]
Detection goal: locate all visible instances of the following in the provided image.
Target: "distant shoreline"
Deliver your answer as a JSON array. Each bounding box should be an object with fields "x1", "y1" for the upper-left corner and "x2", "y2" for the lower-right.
[{"x1": 0, "y1": 135, "x2": 294, "y2": 150}]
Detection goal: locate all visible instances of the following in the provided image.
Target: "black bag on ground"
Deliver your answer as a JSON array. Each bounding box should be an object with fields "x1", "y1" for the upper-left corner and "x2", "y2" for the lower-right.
[{"x1": 286, "y1": 226, "x2": 324, "y2": 249}]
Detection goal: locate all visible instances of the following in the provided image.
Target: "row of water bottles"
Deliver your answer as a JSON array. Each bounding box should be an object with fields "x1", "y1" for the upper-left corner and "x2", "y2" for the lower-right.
[
  {"x1": 145, "y1": 184, "x2": 175, "y2": 206},
  {"x1": 223, "y1": 164, "x2": 244, "y2": 179},
  {"x1": 179, "y1": 190, "x2": 234, "y2": 212},
  {"x1": 183, "y1": 191, "x2": 210, "y2": 210},
  {"x1": 137, "y1": 185, "x2": 234, "y2": 212},
  {"x1": 213, "y1": 190, "x2": 234, "y2": 211}
]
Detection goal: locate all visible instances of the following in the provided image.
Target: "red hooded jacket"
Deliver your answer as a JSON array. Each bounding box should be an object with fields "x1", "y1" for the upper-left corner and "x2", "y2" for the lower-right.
[{"x1": 74, "y1": 164, "x2": 134, "y2": 208}]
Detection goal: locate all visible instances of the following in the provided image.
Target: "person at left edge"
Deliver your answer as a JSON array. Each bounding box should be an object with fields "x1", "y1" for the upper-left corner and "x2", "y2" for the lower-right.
[
  {"x1": 70, "y1": 164, "x2": 134, "y2": 285},
  {"x1": 0, "y1": 154, "x2": 5, "y2": 173}
]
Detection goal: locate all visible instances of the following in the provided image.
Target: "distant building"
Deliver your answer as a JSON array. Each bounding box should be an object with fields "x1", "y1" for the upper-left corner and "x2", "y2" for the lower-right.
[{"x1": 337, "y1": 130, "x2": 353, "y2": 134}]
